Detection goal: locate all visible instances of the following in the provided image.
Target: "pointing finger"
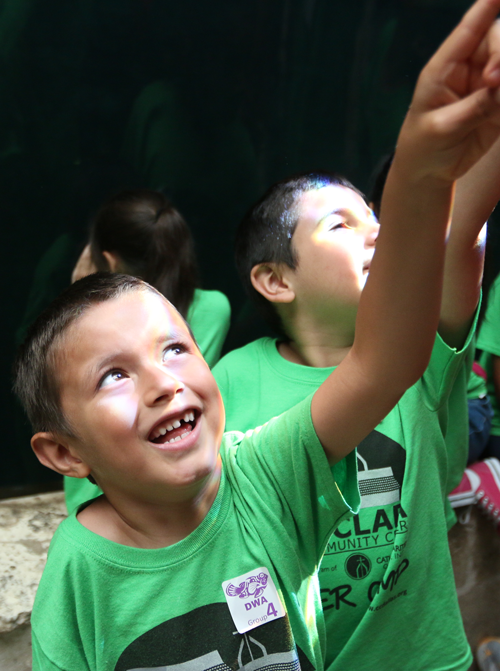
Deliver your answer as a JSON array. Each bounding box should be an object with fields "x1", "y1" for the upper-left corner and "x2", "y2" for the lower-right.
[
  {"x1": 431, "y1": 0, "x2": 500, "y2": 69},
  {"x1": 483, "y1": 20, "x2": 500, "y2": 85}
]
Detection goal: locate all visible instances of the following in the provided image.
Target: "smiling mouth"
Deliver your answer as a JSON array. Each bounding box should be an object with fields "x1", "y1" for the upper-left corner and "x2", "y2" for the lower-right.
[{"x1": 149, "y1": 410, "x2": 198, "y2": 445}]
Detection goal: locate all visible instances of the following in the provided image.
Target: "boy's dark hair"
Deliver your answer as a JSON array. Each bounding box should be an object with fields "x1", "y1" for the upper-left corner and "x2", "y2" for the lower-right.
[
  {"x1": 235, "y1": 171, "x2": 362, "y2": 336},
  {"x1": 13, "y1": 273, "x2": 165, "y2": 437},
  {"x1": 90, "y1": 189, "x2": 199, "y2": 318}
]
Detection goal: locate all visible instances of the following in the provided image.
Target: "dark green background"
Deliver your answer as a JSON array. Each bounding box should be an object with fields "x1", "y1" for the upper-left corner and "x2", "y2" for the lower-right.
[{"x1": 0, "y1": 0, "x2": 484, "y2": 493}]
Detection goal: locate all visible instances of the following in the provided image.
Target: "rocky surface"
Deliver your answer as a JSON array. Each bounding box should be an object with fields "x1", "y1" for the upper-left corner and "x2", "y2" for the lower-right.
[
  {"x1": 0, "y1": 492, "x2": 66, "y2": 634},
  {"x1": 0, "y1": 624, "x2": 31, "y2": 671}
]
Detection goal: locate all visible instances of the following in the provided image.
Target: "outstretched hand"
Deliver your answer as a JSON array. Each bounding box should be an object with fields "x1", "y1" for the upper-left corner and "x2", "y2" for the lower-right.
[{"x1": 398, "y1": 0, "x2": 500, "y2": 182}]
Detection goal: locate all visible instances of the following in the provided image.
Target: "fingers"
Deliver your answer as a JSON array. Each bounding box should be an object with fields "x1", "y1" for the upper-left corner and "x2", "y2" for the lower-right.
[
  {"x1": 433, "y1": 0, "x2": 500, "y2": 69},
  {"x1": 483, "y1": 20, "x2": 500, "y2": 85},
  {"x1": 432, "y1": 85, "x2": 500, "y2": 143}
]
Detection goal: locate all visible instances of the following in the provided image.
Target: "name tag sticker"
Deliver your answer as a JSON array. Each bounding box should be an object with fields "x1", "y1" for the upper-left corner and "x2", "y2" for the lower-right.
[{"x1": 222, "y1": 567, "x2": 285, "y2": 634}]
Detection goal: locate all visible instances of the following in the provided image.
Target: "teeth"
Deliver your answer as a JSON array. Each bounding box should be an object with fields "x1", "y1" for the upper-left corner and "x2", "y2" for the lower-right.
[
  {"x1": 150, "y1": 411, "x2": 196, "y2": 441},
  {"x1": 166, "y1": 430, "x2": 191, "y2": 444}
]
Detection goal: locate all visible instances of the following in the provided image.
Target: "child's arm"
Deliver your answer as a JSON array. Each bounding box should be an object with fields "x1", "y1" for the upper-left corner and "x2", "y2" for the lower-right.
[
  {"x1": 313, "y1": 0, "x2": 500, "y2": 464},
  {"x1": 440, "y1": 132, "x2": 500, "y2": 348}
]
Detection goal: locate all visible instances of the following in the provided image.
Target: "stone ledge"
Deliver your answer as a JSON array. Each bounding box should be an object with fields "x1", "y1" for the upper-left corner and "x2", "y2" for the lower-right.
[{"x1": 0, "y1": 492, "x2": 66, "y2": 634}]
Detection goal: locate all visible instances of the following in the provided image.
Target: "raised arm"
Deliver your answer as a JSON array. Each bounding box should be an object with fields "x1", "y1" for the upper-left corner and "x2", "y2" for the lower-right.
[
  {"x1": 313, "y1": 0, "x2": 500, "y2": 463},
  {"x1": 440, "y1": 131, "x2": 500, "y2": 347}
]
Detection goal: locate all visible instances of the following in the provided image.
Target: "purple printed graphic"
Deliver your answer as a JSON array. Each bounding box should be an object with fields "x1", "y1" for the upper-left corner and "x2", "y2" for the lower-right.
[{"x1": 226, "y1": 572, "x2": 268, "y2": 599}]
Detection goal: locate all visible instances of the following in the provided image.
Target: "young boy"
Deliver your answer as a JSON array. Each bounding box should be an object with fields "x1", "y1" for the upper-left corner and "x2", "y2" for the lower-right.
[
  {"x1": 213, "y1": 9, "x2": 500, "y2": 671},
  {"x1": 14, "y1": 2, "x2": 500, "y2": 669}
]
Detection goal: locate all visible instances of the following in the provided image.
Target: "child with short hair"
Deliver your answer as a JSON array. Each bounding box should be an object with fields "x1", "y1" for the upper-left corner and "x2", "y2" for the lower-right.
[
  {"x1": 14, "y1": 2, "x2": 500, "y2": 669},
  {"x1": 213, "y1": 8, "x2": 500, "y2": 671}
]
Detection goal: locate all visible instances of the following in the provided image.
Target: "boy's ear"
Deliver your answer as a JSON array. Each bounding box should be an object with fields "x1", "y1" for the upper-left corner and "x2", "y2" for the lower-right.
[
  {"x1": 31, "y1": 432, "x2": 92, "y2": 479},
  {"x1": 102, "y1": 250, "x2": 121, "y2": 273},
  {"x1": 250, "y1": 263, "x2": 296, "y2": 304}
]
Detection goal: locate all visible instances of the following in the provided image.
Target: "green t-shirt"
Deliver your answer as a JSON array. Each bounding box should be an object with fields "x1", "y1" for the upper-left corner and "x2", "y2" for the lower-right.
[
  {"x1": 187, "y1": 288, "x2": 231, "y2": 369},
  {"x1": 32, "y1": 398, "x2": 360, "y2": 671},
  {"x1": 477, "y1": 273, "x2": 500, "y2": 435},
  {"x1": 63, "y1": 287, "x2": 231, "y2": 514},
  {"x1": 213, "y1": 333, "x2": 474, "y2": 671},
  {"x1": 466, "y1": 365, "x2": 488, "y2": 400}
]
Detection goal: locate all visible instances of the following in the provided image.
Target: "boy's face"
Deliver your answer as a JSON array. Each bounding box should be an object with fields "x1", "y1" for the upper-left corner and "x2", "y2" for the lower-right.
[
  {"x1": 289, "y1": 185, "x2": 379, "y2": 321},
  {"x1": 56, "y1": 290, "x2": 225, "y2": 500}
]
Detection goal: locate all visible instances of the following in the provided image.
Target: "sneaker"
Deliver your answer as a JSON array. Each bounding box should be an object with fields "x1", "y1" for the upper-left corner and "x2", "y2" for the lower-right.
[
  {"x1": 477, "y1": 638, "x2": 500, "y2": 671},
  {"x1": 448, "y1": 468, "x2": 480, "y2": 508},
  {"x1": 469, "y1": 458, "x2": 500, "y2": 527}
]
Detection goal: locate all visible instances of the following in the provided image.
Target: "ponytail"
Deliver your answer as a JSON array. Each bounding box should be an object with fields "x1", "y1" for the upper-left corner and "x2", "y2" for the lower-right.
[{"x1": 89, "y1": 189, "x2": 199, "y2": 318}]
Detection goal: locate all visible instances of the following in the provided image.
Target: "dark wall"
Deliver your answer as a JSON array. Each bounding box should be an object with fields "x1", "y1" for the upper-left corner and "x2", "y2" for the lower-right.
[{"x1": 0, "y1": 0, "x2": 479, "y2": 492}]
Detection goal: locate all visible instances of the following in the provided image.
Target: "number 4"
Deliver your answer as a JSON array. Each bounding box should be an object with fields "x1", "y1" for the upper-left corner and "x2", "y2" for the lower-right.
[{"x1": 267, "y1": 602, "x2": 278, "y2": 617}]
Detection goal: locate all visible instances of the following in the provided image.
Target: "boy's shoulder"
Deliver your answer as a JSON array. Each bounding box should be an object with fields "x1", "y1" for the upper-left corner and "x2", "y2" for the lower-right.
[
  {"x1": 214, "y1": 336, "x2": 276, "y2": 369},
  {"x1": 212, "y1": 337, "x2": 278, "y2": 388},
  {"x1": 213, "y1": 336, "x2": 332, "y2": 384},
  {"x1": 213, "y1": 337, "x2": 328, "y2": 433}
]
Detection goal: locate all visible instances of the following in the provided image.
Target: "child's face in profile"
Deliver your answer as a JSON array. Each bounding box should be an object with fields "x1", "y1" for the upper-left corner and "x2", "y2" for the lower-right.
[
  {"x1": 290, "y1": 185, "x2": 379, "y2": 319},
  {"x1": 56, "y1": 290, "x2": 225, "y2": 499}
]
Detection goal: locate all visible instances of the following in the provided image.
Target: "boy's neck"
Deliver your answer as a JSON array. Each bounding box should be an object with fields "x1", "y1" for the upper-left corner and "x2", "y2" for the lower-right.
[
  {"x1": 77, "y1": 459, "x2": 222, "y2": 549},
  {"x1": 278, "y1": 323, "x2": 354, "y2": 368},
  {"x1": 277, "y1": 302, "x2": 357, "y2": 368}
]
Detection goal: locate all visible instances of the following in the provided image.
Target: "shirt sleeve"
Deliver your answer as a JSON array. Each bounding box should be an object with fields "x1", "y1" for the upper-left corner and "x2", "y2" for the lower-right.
[
  {"x1": 221, "y1": 395, "x2": 360, "y2": 574},
  {"x1": 420, "y1": 308, "x2": 479, "y2": 412}
]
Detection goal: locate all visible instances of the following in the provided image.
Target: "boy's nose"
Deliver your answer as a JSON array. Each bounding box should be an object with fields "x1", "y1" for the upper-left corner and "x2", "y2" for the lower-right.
[
  {"x1": 143, "y1": 365, "x2": 184, "y2": 406},
  {"x1": 365, "y1": 218, "x2": 380, "y2": 247}
]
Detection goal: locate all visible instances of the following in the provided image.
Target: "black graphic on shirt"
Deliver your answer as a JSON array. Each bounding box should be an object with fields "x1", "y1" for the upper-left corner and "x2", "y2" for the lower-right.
[
  {"x1": 345, "y1": 553, "x2": 372, "y2": 580},
  {"x1": 356, "y1": 430, "x2": 406, "y2": 508},
  {"x1": 115, "y1": 602, "x2": 315, "y2": 671}
]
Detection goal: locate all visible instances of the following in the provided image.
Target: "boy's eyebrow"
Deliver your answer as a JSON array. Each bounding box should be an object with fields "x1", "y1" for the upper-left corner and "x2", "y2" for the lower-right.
[
  {"x1": 318, "y1": 208, "x2": 349, "y2": 224},
  {"x1": 318, "y1": 205, "x2": 372, "y2": 225}
]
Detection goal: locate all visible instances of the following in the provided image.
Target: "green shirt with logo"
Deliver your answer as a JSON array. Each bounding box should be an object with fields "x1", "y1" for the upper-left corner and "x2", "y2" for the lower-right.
[{"x1": 213, "y1": 332, "x2": 474, "y2": 671}]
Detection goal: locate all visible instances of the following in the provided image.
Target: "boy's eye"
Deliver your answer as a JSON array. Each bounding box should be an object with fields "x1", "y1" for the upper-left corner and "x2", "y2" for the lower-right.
[
  {"x1": 162, "y1": 343, "x2": 187, "y2": 362},
  {"x1": 331, "y1": 221, "x2": 353, "y2": 231},
  {"x1": 100, "y1": 370, "x2": 126, "y2": 388}
]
